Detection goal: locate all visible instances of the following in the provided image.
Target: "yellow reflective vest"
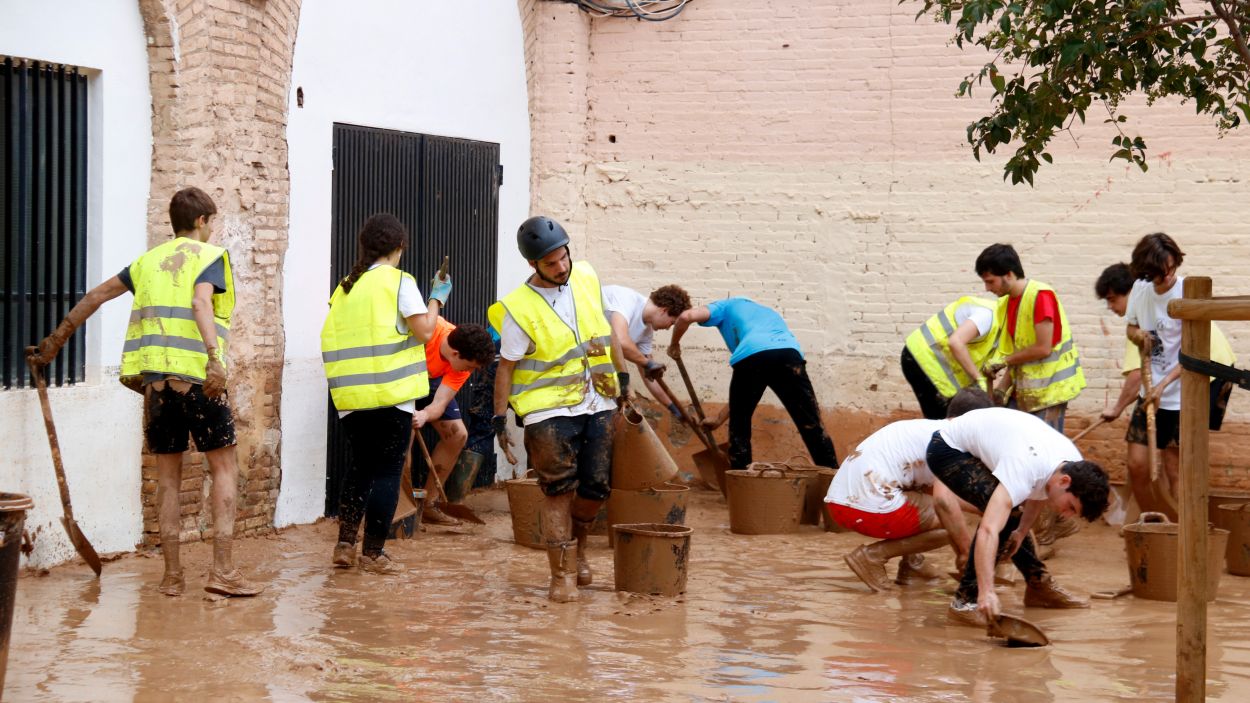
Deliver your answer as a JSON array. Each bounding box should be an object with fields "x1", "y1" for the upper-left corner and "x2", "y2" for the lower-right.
[
  {"x1": 490, "y1": 261, "x2": 619, "y2": 418},
  {"x1": 121, "y1": 237, "x2": 234, "y2": 386},
  {"x1": 1002, "y1": 280, "x2": 1086, "y2": 410},
  {"x1": 904, "y1": 296, "x2": 1002, "y2": 398},
  {"x1": 321, "y1": 266, "x2": 429, "y2": 411}
]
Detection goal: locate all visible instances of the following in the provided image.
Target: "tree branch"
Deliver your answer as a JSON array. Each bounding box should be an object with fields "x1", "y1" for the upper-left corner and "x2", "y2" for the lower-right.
[
  {"x1": 1212, "y1": 1, "x2": 1250, "y2": 75},
  {"x1": 1125, "y1": 14, "x2": 1218, "y2": 45}
]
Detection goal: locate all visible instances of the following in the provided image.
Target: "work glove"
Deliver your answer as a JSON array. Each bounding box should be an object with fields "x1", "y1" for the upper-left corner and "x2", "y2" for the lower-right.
[
  {"x1": 617, "y1": 372, "x2": 631, "y2": 404},
  {"x1": 643, "y1": 359, "x2": 666, "y2": 381},
  {"x1": 203, "y1": 354, "x2": 228, "y2": 398},
  {"x1": 667, "y1": 401, "x2": 682, "y2": 418},
  {"x1": 493, "y1": 414, "x2": 511, "y2": 449},
  {"x1": 428, "y1": 270, "x2": 453, "y2": 305},
  {"x1": 27, "y1": 316, "x2": 80, "y2": 367}
]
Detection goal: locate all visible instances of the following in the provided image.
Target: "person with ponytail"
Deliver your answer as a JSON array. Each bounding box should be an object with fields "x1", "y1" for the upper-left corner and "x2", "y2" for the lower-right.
[{"x1": 320, "y1": 213, "x2": 451, "y2": 574}]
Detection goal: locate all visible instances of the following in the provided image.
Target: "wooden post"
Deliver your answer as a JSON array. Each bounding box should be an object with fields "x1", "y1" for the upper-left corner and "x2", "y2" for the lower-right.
[{"x1": 1177, "y1": 276, "x2": 1212, "y2": 702}]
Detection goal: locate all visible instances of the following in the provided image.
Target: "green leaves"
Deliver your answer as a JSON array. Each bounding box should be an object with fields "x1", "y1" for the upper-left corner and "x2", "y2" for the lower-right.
[{"x1": 908, "y1": 0, "x2": 1248, "y2": 185}]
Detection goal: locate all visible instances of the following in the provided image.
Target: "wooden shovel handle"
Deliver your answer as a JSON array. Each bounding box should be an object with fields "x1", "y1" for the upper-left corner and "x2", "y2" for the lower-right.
[
  {"x1": 414, "y1": 431, "x2": 449, "y2": 504},
  {"x1": 673, "y1": 356, "x2": 708, "y2": 424},
  {"x1": 1071, "y1": 417, "x2": 1109, "y2": 443},
  {"x1": 655, "y1": 375, "x2": 717, "y2": 452},
  {"x1": 27, "y1": 359, "x2": 76, "y2": 521}
]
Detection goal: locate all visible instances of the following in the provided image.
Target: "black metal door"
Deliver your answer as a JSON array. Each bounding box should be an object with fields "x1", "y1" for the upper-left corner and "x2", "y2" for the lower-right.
[{"x1": 325, "y1": 124, "x2": 500, "y2": 516}]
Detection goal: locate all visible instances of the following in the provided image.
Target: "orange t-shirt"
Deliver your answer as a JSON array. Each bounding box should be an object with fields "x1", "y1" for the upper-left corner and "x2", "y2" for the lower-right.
[{"x1": 425, "y1": 317, "x2": 471, "y2": 391}]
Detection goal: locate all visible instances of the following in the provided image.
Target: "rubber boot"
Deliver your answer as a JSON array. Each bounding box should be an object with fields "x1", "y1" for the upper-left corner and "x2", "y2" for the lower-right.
[
  {"x1": 543, "y1": 493, "x2": 579, "y2": 602},
  {"x1": 1024, "y1": 573, "x2": 1089, "y2": 608},
  {"x1": 570, "y1": 496, "x2": 602, "y2": 588}
]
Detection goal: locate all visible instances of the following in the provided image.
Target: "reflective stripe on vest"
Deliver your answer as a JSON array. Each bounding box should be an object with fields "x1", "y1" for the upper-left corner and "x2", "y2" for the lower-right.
[
  {"x1": 497, "y1": 261, "x2": 618, "y2": 417},
  {"x1": 903, "y1": 297, "x2": 1000, "y2": 398},
  {"x1": 1004, "y1": 280, "x2": 1086, "y2": 409},
  {"x1": 320, "y1": 266, "x2": 430, "y2": 411},
  {"x1": 120, "y1": 238, "x2": 234, "y2": 385}
]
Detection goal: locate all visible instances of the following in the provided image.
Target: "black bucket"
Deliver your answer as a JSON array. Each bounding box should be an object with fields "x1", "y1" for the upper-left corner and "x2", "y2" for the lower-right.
[
  {"x1": 1, "y1": 492, "x2": 34, "y2": 695},
  {"x1": 444, "y1": 450, "x2": 485, "y2": 504}
]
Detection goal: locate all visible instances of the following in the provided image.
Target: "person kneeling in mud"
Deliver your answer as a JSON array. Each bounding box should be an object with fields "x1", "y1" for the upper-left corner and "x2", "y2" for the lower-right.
[
  {"x1": 927, "y1": 407, "x2": 1111, "y2": 626},
  {"x1": 826, "y1": 388, "x2": 992, "y2": 591}
]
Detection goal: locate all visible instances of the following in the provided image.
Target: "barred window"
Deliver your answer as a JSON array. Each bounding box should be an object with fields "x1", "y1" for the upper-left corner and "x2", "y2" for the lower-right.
[{"x1": 1, "y1": 56, "x2": 88, "y2": 388}]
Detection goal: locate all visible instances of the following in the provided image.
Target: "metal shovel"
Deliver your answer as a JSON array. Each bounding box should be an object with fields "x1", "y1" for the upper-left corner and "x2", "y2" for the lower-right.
[
  {"x1": 987, "y1": 612, "x2": 1050, "y2": 647},
  {"x1": 26, "y1": 358, "x2": 102, "y2": 576}
]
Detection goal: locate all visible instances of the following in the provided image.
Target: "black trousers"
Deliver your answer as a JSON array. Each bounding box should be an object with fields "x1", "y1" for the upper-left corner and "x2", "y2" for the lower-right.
[
  {"x1": 900, "y1": 347, "x2": 949, "y2": 421},
  {"x1": 925, "y1": 431, "x2": 1048, "y2": 603},
  {"x1": 337, "y1": 407, "x2": 412, "y2": 556},
  {"x1": 728, "y1": 348, "x2": 838, "y2": 470}
]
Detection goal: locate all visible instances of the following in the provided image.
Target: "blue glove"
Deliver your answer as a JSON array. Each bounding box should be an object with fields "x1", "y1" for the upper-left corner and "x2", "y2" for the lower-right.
[{"x1": 429, "y1": 271, "x2": 452, "y2": 305}]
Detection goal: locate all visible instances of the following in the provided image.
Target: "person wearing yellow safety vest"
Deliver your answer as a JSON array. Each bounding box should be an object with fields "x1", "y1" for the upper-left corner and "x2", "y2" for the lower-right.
[
  {"x1": 321, "y1": 213, "x2": 448, "y2": 575},
  {"x1": 29, "y1": 187, "x2": 262, "y2": 598},
  {"x1": 975, "y1": 243, "x2": 1086, "y2": 432},
  {"x1": 901, "y1": 296, "x2": 1003, "y2": 420},
  {"x1": 490, "y1": 215, "x2": 627, "y2": 603}
]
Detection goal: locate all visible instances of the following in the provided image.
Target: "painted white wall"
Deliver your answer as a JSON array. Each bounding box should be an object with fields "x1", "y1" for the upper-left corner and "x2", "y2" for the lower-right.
[
  {"x1": 0, "y1": 0, "x2": 152, "y2": 567},
  {"x1": 278, "y1": 1, "x2": 532, "y2": 525}
]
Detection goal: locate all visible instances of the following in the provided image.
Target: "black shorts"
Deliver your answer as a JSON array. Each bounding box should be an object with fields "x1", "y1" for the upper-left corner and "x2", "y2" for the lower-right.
[
  {"x1": 143, "y1": 383, "x2": 236, "y2": 454},
  {"x1": 414, "y1": 377, "x2": 463, "y2": 421},
  {"x1": 523, "y1": 410, "x2": 614, "y2": 500},
  {"x1": 1126, "y1": 399, "x2": 1180, "y2": 449}
]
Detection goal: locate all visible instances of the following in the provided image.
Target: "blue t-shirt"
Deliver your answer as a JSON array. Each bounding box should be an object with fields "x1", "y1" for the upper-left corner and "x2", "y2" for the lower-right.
[{"x1": 700, "y1": 297, "x2": 802, "y2": 366}]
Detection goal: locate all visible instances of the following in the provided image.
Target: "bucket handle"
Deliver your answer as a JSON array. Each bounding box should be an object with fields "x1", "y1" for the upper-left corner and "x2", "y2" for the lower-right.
[
  {"x1": 1138, "y1": 511, "x2": 1172, "y2": 525},
  {"x1": 756, "y1": 467, "x2": 788, "y2": 478}
]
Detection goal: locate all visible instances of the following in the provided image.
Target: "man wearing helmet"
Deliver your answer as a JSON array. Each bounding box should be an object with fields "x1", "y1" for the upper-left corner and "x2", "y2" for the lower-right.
[{"x1": 489, "y1": 216, "x2": 627, "y2": 602}]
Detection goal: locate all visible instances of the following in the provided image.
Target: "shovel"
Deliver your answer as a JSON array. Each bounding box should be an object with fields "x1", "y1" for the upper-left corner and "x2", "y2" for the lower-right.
[
  {"x1": 1070, "y1": 416, "x2": 1109, "y2": 444},
  {"x1": 1091, "y1": 585, "x2": 1133, "y2": 600},
  {"x1": 26, "y1": 358, "x2": 103, "y2": 576},
  {"x1": 987, "y1": 612, "x2": 1050, "y2": 647},
  {"x1": 658, "y1": 372, "x2": 730, "y2": 492},
  {"x1": 414, "y1": 432, "x2": 485, "y2": 525},
  {"x1": 1140, "y1": 356, "x2": 1180, "y2": 517},
  {"x1": 391, "y1": 434, "x2": 421, "y2": 524}
]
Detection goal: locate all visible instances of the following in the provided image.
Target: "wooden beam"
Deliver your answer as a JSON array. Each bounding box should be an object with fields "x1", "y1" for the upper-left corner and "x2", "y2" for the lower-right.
[
  {"x1": 1177, "y1": 276, "x2": 1212, "y2": 702},
  {"x1": 1168, "y1": 297, "x2": 1250, "y2": 321}
]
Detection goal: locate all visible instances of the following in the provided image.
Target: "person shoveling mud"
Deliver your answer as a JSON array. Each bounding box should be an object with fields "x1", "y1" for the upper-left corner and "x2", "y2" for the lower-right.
[
  {"x1": 926, "y1": 407, "x2": 1111, "y2": 627},
  {"x1": 490, "y1": 216, "x2": 627, "y2": 602},
  {"x1": 28, "y1": 187, "x2": 261, "y2": 597},
  {"x1": 827, "y1": 388, "x2": 992, "y2": 591}
]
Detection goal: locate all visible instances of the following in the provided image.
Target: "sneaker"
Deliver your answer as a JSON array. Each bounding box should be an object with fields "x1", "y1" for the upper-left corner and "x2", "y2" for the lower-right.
[
  {"x1": 205, "y1": 569, "x2": 265, "y2": 597},
  {"x1": 947, "y1": 599, "x2": 988, "y2": 628},
  {"x1": 332, "y1": 541, "x2": 356, "y2": 568},
  {"x1": 1024, "y1": 574, "x2": 1089, "y2": 608},
  {"x1": 423, "y1": 504, "x2": 462, "y2": 527},
  {"x1": 158, "y1": 569, "x2": 185, "y2": 597},
  {"x1": 358, "y1": 551, "x2": 404, "y2": 575}
]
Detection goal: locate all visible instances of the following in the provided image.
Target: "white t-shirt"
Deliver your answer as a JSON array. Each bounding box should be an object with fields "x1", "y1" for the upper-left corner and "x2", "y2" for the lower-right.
[
  {"x1": 825, "y1": 419, "x2": 947, "y2": 513},
  {"x1": 953, "y1": 303, "x2": 994, "y2": 342},
  {"x1": 602, "y1": 285, "x2": 655, "y2": 355},
  {"x1": 939, "y1": 407, "x2": 1082, "y2": 507},
  {"x1": 339, "y1": 264, "x2": 427, "y2": 418},
  {"x1": 500, "y1": 280, "x2": 614, "y2": 426},
  {"x1": 1125, "y1": 276, "x2": 1184, "y2": 410}
]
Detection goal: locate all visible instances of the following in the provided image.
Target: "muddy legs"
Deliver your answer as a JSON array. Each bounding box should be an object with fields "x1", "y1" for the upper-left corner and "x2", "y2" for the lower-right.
[{"x1": 543, "y1": 493, "x2": 579, "y2": 602}]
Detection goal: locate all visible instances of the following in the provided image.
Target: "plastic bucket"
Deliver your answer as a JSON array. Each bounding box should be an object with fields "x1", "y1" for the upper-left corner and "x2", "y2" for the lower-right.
[
  {"x1": 444, "y1": 449, "x2": 485, "y2": 504},
  {"x1": 1, "y1": 492, "x2": 34, "y2": 695},
  {"x1": 726, "y1": 465, "x2": 805, "y2": 535},
  {"x1": 782, "y1": 462, "x2": 837, "y2": 525},
  {"x1": 505, "y1": 478, "x2": 546, "y2": 550},
  {"x1": 1210, "y1": 490, "x2": 1250, "y2": 530},
  {"x1": 1123, "y1": 511, "x2": 1228, "y2": 601},
  {"x1": 607, "y1": 483, "x2": 689, "y2": 547},
  {"x1": 611, "y1": 405, "x2": 679, "y2": 491},
  {"x1": 1217, "y1": 503, "x2": 1250, "y2": 576},
  {"x1": 613, "y1": 523, "x2": 693, "y2": 596}
]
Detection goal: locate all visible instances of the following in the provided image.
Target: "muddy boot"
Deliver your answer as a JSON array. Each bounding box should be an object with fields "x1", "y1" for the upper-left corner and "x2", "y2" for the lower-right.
[
  {"x1": 570, "y1": 495, "x2": 603, "y2": 588},
  {"x1": 332, "y1": 541, "x2": 356, "y2": 568},
  {"x1": 546, "y1": 541, "x2": 580, "y2": 602},
  {"x1": 896, "y1": 554, "x2": 945, "y2": 585},
  {"x1": 1024, "y1": 573, "x2": 1089, "y2": 608},
  {"x1": 889, "y1": 530, "x2": 951, "y2": 585},
  {"x1": 844, "y1": 543, "x2": 894, "y2": 592},
  {"x1": 994, "y1": 562, "x2": 1017, "y2": 585},
  {"x1": 946, "y1": 599, "x2": 988, "y2": 628},
  {"x1": 424, "y1": 503, "x2": 462, "y2": 527},
  {"x1": 158, "y1": 568, "x2": 185, "y2": 597},
  {"x1": 205, "y1": 569, "x2": 265, "y2": 597},
  {"x1": 358, "y1": 551, "x2": 404, "y2": 575}
]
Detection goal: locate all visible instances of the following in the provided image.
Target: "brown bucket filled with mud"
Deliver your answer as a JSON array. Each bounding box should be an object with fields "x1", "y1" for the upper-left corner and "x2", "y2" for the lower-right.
[
  {"x1": 725, "y1": 465, "x2": 805, "y2": 535},
  {"x1": 1210, "y1": 490, "x2": 1250, "y2": 530},
  {"x1": 607, "y1": 483, "x2": 689, "y2": 547},
  {"x1": 1217, "y1": 503, "x2": 1250, "y2": 576},
  {"x1": 1, "y1": 492, "x2": 34, "y2": 694},
  {"x1": 611, "y1": 404, "x2": 679, "y2": 491},
  {"x1": 692, "y1": 442, "x2": 731, "y2": 496},
  {"x1": 613, "y1": 523, "x2": 693, "y2": 596},
  {"x1": 782, "y1": 460, "x2": 837, "y2": 526},
  {"x1": 1123, "y1": 512, "x2": 1228, "y2": 602},
  {"x1": 505, "y1": 477, "x2": 546, "y2": 550}
]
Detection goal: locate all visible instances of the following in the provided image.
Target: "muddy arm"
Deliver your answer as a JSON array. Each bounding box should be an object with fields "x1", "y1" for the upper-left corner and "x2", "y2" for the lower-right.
[{"x1": 947, "y1": 318, "x2": 985, "y2": 384}]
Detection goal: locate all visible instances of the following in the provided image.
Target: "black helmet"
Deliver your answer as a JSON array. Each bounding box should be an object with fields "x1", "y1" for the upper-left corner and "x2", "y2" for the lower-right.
[{"x1": 517, "y1": 216, "x2": 569, "y2": 261}]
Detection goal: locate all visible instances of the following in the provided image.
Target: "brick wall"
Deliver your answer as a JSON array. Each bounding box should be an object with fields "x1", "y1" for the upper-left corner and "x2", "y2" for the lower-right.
[
  {"x1": 135, "y1": 0, "x2": 300, "y2": 545},
  {"x1": 519, "y1": 0, "x2": 1250, "y2": 489}
]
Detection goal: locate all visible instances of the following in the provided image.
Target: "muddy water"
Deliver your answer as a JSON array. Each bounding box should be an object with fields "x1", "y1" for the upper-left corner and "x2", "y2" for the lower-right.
[{"x1": 8, "y1": 489, "x2": 1250, "y2": 701}]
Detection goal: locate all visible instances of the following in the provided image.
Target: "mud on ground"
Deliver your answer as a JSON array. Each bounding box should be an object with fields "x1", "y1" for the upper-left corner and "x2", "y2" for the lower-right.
[{"x1": 10, "y1": 488, "x2": 1250, "y2": 702}]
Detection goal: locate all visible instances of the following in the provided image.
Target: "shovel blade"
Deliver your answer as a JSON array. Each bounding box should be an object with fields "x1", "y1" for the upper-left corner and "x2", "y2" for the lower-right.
[
  {"x1": 987, "y1": 613, "x2": 1050, "y2": 647},
  {"x1": 438, "y1": 502, "x2": 485, "y2": 525},
  {"x1": 62, "y1": 516, "x2": 102, "y2": 577}
]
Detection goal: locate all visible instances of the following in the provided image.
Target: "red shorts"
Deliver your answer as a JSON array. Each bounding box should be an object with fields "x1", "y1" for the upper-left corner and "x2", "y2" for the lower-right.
[{"x1": 827, "y1": 501, "x2": 923, "y2": 539}]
